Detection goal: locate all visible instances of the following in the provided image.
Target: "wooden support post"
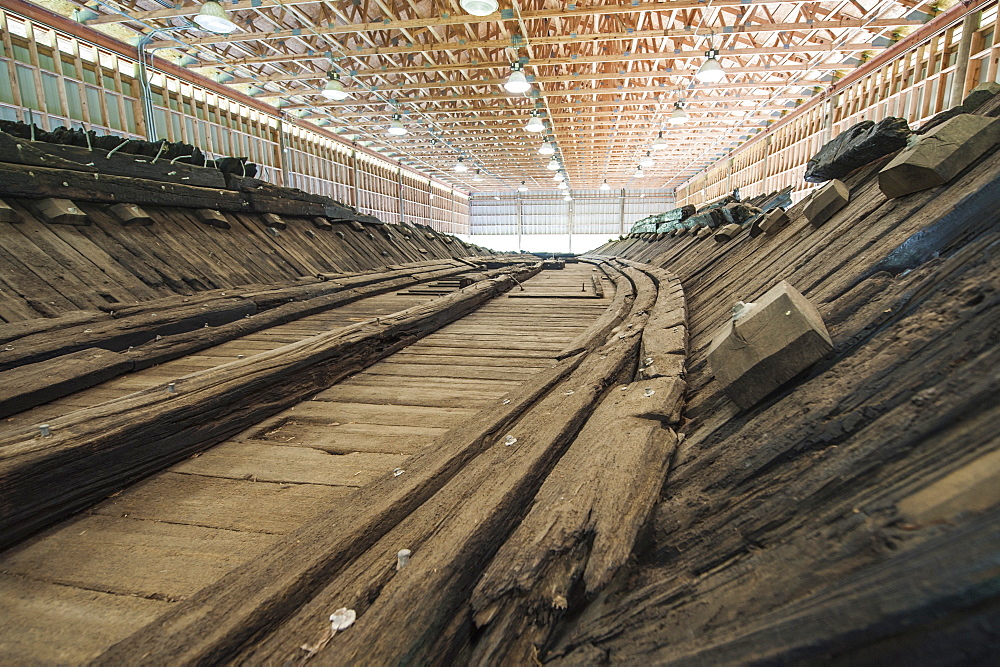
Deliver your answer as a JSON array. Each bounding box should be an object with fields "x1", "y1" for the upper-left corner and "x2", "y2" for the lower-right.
[{"x1": 949, "y1": 12, "x2": 979, "y2": 107}]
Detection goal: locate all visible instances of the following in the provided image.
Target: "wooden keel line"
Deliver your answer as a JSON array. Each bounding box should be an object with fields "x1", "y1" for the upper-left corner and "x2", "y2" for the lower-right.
[
  {"x1": 93, "y1": 265, "x2": 639, "y2": 665},
  {"x1": 469, "y1": 263, "x2": 689, "y2": 664},
  {"x1": 0, "y1": 266, "x2": 539, "y2": 548}
]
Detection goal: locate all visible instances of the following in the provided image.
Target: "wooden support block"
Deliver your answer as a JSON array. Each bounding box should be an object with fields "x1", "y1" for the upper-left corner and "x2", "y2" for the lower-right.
[
  {"x1": 195, "y1": 209, "x2": 230, "y2": 229},
  {"x1": 707, "y1": 280, "x2": 833, "y2": 410},
  {"x1": 757, "y1": 207, "x2": 790, "y2": 236},
  {"x1": 34, "y1": 198, "x2": 87, "y2": 225},
  {"x1": 878, "y1": 114, "x2": 1000, "y2": 199},
  {"x1": 803, "y1": 179, "x2": 849, "y2": 226},
  {"x1": 311, "y1": 217, "x2": 333, "y2": 230},
  {"x1": 0, "y1": 197, "x2": 19, "y2": 223},
  {"x1": 418, "y1": 247, "x2": 429, "y2": 253},
  {"x1": 260, "y1": 212, "x2": 286, "y2": 229},
  {"x1": 349, "y1": 220, "x2": 365, "y2": 232},
  {"x1": 107, "y1": 203, "x2": 152, "y2": 226},
  {"x1": 425, "y1": 232, "x2": 435, "y2": 240},
  {"x1": 714, "y1": 223, "x2": 743, "y2": 242},
  {"x1": 696, "y1": 226, "x2": 712, "y2": 238},
  {"x1": 443, "y1": 237, "x2": 453, "y2": 244}
]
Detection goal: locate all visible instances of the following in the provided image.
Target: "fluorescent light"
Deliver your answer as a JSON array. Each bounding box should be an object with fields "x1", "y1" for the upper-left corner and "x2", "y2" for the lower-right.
[
  {"x1": 639, "y1": 151, "x2": 654, "y2": 168},
  {"x1": 504, "y1": 63, "x2": 531, "y2": 94},
  {"x1": 525, "y1": 112, "x2": 545, "y2": 133},
  {"x1": 387, "y1": 113, "x2": 407, "y2": 135},
  {"x1": 321, "y1": 72, "x2": 350, "y2": 101},
  {"x1": 193, "y1": 1, "x2": 237, "y2": 34},
  {"x1": 695, "y1": 49, "x2": 725, "y2": 83},
  {"x1": 460, "y1": 0, "x2": 499, "y2": 16},
  {"x1": 546, "y1": 158, "x2": 560, "y2": 171},
  {"x1": 538, "y1": 141, "x2": 555, "y2": 155}
]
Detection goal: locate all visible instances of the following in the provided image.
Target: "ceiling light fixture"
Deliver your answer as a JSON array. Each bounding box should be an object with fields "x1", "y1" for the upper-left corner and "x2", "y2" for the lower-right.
[
  {"x1": 525, "y1": 111, "x2": 545, "y2": 133},
  {"x1": 387, "y1": 113, "x2": 408, "y2": 136},
  {"x1": 557, "y1": 181, "x2": 568, "y2": 190},
  {"x1": 454, "y1": 157, "x2": 468, "y2": 172},
  {"x1": 553, "y1": 171, "x2": 565, "y2": 182},
  {"x1": 600, "y1": 180, "x2": 611, "y2": 191},
  {"x1": 669, "y1": 100, "x2": 689, "y2": 125},
  {"x1": 651, "y1": 130, "x2": 668, "y2": 151},
  {"x1": 473, "y1": 169, "x2": 483, "y2": 181},
  {"x1": 504, "y1": 62, "x2": 531, "y2": 94},
  {"x1": 194, "y1": 1, "x2": 238, "y2": 33},
  {"x1": 635, "y1": 165, "x2": 645, "y2": 178},
  {"x1": 538, "y1": 141, "x2": 555, "y2": 155},
  {"x1": 321, "y1": 71, "x2": 350, "y2": 101},
  {"x1": 546, "y1": 157, "x2": 560, "y2": 171},
  {"x1": 696, "y1": 48, "x2": 725, "y2": 83},
  {"x1": 639, "y1": 151, "x2": 654, "y2": 168},
  {"x1": 459, "y1": 0, "x2": 499, "y2": 17},
  {"x1": 518, "y1": 181, "x2": 528, "y2": 192},
  {"x1": 563, "y1": 194, "x2": 572, "y2": 201}
]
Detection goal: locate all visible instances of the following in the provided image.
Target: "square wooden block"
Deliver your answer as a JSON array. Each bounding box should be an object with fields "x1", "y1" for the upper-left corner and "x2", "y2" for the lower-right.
[{"x1": 707, "y1": 281, "x2": 833, "y2": 410}]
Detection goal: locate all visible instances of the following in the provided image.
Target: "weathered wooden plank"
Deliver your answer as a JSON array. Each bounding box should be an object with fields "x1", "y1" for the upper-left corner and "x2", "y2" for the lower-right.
[
  {"x1": 0, "y1": 161, "x2": 250, "y2": 211},
  {"x1": 0, "y1": 348, "x2": 133, "y2": 419},
  {"x1": 0, "y1": 298, "x2": 257, "y2": 372},
  {"x1": 0, "y1": 514, "x2": 277, "y2": 600},
  {"x1": 0, "y1": 574, "x2": 169, "y2": 664},
  {"x1": 90, "y1": 471, "x2": 352, "y2": 534}
]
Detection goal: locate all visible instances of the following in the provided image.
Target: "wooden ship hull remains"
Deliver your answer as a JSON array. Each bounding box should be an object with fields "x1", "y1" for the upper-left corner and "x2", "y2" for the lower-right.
[{"x1": 0, "y1": 99, "x2": 998, "y2": 664}]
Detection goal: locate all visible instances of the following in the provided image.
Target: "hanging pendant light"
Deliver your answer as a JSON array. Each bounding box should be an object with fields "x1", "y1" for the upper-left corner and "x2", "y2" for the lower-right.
[
  {"x1": 557, "y1": 181, "x2": 568, "y2": 190},
  {"x1": 635, "y1": 165, "x2": 645, "y2": 178},
  {"x1": 639, "y1": 151, "x2": 654, "y2": 168},
  {"x1": 546, "y1": 157, "x2": 560, "y2": 171},
  {"x1": 553, "y1": 171, "x2": 565, "y2": 182},
  {"x1": 525, "y1": 111, "x2": 545, "y2": 133},
  {"x1": 387, "y1": 113, "x2": 407, "y2": 136},
  {"x1": 669, "y1": 100, "x2": 688, "y2": 125},
  {"x1": 460, "y1": 0, "x2": 499, "y2": 16},
  {"x1": 600, "y1": 179, "x2": 611, "y2": 191},
  {"x1": 321, "y1": 71, "x2": 350, "y2": 101},
  {"x1": 538, "y1": 140, "x2": 555, "y2": 155},
  {"x1": 695, "y1": 48, "x2": 726, "y2": 84},
  {"x1": 518, "y1": 181, "x2": 528, "y2": 192},
  {"x1": 194, "y1": 1, "x2": 238, "y2": 33},
  {"x1": 651, "y1": 130, "x2": 668, "y2": 151},
  {"x1": 563, "y1": 194, "x2": 572, "y2": 201},
  {"x1": 473, "y1": 169, "x2": 483, "y2": 181},
  {"x1": 504, "y1": 63, "x2": 531, "y2": 94},
  {"x1": 454, "y1": 157, "x2": 468, "y2": 172}
]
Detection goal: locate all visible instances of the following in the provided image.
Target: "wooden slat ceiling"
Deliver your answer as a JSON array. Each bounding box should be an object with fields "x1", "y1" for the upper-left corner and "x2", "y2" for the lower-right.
[{"x1": 76, "y1": 0, "x2": 933, "y2": 192}]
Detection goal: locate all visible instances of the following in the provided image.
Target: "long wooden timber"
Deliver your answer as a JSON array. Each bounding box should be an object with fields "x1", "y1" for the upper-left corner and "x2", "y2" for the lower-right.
[{"x1": 0, "y1": 263, "x2": 630, "y2": 663}]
